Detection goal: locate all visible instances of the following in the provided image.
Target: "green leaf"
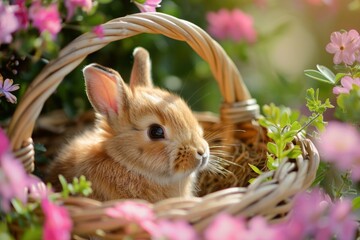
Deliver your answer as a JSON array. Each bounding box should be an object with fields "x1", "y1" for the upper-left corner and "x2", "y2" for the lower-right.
[
  {"x1": 334, "y1": 73, "x2": 348, "y2": 84},
  {"x1": 59, "y1": 175, "x2": 70, "y2": 198},
  {"x1": 311, "y1": 162, "x2": 329, "y2": 187},
  {"x1": 0, "y1": 222, "x2": 14, "y2": 240},
  {"x1": 279, "y1": 112, "x2": 289, "y2": 128},
  {"x1": 267, "y1": 142, "x2": 278, "y2": 155},
  {"x1": 316, "y1": 64, "x2": 336, "y2": 84},
  {"x1": 248, "y1": 164, "x2": 263, "y2": 175},
  {"x1": 352, "y1": 197, "x2": 360, "y2": 211},
  {"x1": 304, "y1": 69, "x2": 334, "y2": 84},
  {"x1": 97, "y1": 0, "x2": 114, "y2": 4},
  {"x1": 21, "y1": 226, "x2": 42, "y2": 240},
  {"x1": 287, "y1": 146, "x2": 302, "y2": 159}
]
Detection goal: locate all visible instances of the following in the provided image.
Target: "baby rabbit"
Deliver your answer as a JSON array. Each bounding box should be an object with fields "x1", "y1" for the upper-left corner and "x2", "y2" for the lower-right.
[{"x1": 47, "y1": 47, "x2": 210, "y2": 202}]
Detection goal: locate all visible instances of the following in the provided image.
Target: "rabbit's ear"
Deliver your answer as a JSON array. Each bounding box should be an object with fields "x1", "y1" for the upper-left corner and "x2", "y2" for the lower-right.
[
  {"x1": 83, "y1": 64, "x2": 128, "y2": 117},
  {"x1": 130, "y1": 47, "x2": 153, "y2": 89}
]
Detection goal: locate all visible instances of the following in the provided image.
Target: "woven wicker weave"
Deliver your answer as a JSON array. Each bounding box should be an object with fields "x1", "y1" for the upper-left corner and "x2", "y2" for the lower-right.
[{"x1": 7, "y1": 12, "x2": 319, "y2": 238}]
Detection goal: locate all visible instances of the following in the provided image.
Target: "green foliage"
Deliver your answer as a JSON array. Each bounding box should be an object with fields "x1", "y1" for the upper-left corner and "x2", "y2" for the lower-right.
[
  {"x1": 352, "y1": 196, "x2": 360, "y2": 210},
  {"x1": 336, "y1": 86, "x2": 360, "y2": 124},
  {"x1": 258, "y1": 90, "x2": 332, "y2": 173},
  {"x1": 259, "y1": 103, "x2": 302, "y2": 170},
  {"x1": 0, "y1": 222, "x2": 14, "y2": 240},
  {"x1": 304, "y1": 88, "x2": 334, "y2": 132},
  {"x1": 304, "y1": 65, "x2": 336, "y2": 85},
  {"x1": 59, "y1": 175, "x2": 92, "y2": 198}
]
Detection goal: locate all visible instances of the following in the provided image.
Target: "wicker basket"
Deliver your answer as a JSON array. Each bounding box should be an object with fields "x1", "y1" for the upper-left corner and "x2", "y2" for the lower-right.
[{"x1": 7, "y1": 12, "x2": 319, "y2": 239}]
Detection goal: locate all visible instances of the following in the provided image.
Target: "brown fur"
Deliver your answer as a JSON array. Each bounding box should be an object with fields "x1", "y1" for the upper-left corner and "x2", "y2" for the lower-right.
[{"x1": 47, "y1": 47, "x2": 209, "y2": 202}]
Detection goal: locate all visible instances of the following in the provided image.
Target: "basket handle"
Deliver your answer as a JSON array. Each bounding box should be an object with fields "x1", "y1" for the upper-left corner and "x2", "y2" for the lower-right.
[{"x1": 8, "y1": 12, "x2": 258, "y2": 152}]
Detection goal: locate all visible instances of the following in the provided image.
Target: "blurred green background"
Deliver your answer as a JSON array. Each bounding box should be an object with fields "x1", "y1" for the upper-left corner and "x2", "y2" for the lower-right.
[{"x1": 1, "y1": 0, "x2": 359, "y2": 121}]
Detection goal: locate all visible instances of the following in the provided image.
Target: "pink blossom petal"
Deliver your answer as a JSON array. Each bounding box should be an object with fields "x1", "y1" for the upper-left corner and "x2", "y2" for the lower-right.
[
  {"x1": 316, "y1": 121, "x2": 360, "y2": 169},
  {"x1": 29, "y1": 2, "x2": 62, "y2": 39},
  {"x1": 134, "y1": 0, "x2": 162, "y2": 12},
  {"x1": 157, "y1": 220, "x2": 198, "y2": 240},
  {"x1": 204, "y1": 213, "x2": 246, "y2": 240},
  {"x1": 92, "y1": 25, "x2": 104, "y2": 39},
  {"x1": 340, "y1": 76, "x2": 354, "y2": 89},
  {"x1": 206, "y1": 8, "x2": 257, "y2": 43},
  {"x1": 0, "y1": 2, "x2": 20, "y2": 45},
  {"x1": 0, "y1": 128, "x2": 9, "y2": 155},
  {"x1": 65, "y1": 0, "x2": 93, "y2": 20},
  {"x1": 42, "y1": 198, "x2": 72, "y2": 240},
  {"x1": 325, "y1": 43, "x2": 338, "y2": 54},
  {"x1": 332, "y1": 86, "x2": 349, "y2": 94}
]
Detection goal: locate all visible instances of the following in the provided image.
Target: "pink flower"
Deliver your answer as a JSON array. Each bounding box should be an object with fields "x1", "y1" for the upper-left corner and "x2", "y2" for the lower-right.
[
  {"x1": 324, "y1": 200, "x2": 357, "y2": 240},
  {"x1": 92, "y1": 25, "x2": 104, "y2": 39},
  {"x1": 0, "y1": 2, "x2": 20, "y2": 45},
  {"x1": 0, "y1": 128, "x2": 37, "y2": 212},
  {"x1": 333, "y1": 76, "x2": 360, "y2": 94},
  {"x1": 326, "y1": 30, "x2": 360, "y2": 65},
  {"x1": 242, "y1": 216, "x2": 283, "y2": 240},
  {"x1": 207, "y1": 9, "x2": 257, "y2": 44},
  {"x1": 14, "y1": 0, "x2": 29, "y2": 29},
  {"x1": 65, "y1": 0, "x2": 93, "y2": 20},
  {"x1": 0, "y1": 75, "x2": 20, "y2": 104},
  {"x1": 316, "y1": 121, "x2": 360, "y2": 174},
  {"x1": 29, "y1": 181, "x2": 52, "y2": 200},
  {"x1": 281, "y1": 189, "x2": 357, "y2": 240},
  {"x1": 204, "y1": 213, "x2": 283, "y2": 240},
  {"x1": 133, "y1": 0, "x2": 162, "y2": 12},
  {"x1": 42, "y1": 198, "x2": 72, "y2": 240},
  {"x1": 105, "y1": 201, "x2": 158, "y2": 235},
  {"x1": 156, "y1": 220, "x2": 198, "y2": 240},
  {"x1": 29, "y1": 2, "x2": 62, "y2": 39},
  {"x1": 204, "y1": 213, "x2": 246, "y2": 240}
]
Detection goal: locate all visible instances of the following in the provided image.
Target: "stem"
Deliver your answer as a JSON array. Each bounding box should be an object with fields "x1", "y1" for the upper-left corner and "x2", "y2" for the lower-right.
[
  {"x1": 335, "y1": 172, "x2": 350, "y2": 198},
  {"x1": 297, "y1": 112, "x2": 321, "y2": 134}
]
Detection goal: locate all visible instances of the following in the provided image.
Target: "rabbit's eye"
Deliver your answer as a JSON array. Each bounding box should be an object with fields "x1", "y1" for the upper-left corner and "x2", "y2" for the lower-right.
[{"x1": 148, "y1": 124, "x2": 165, "y2": 140}]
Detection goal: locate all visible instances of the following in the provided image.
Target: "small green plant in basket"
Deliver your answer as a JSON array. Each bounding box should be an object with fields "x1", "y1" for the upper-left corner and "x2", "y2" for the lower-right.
[{"x1": 249, "y1": 88, "x2": 333, "y2": 176}]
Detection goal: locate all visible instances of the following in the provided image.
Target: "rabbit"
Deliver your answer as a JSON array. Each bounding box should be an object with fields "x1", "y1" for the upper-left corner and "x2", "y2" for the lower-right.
[{"x1": 46, "y1": 47, "x2": 210, "y2": 202}]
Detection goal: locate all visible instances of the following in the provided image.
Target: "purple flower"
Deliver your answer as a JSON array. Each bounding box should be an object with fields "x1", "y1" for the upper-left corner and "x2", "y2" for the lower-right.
[
  {"x1": 326, "y1": 30, "x2": 360, "y2": 65},
  {"x1": 29, "y1": 2, "x2": 62, "y2": 39},
  {"x1": 133, "y1": 0, "x2": 162, "y2": 12},
  {"x1": 0, "y1": 75, "x2": 20, "y2": 104},
  {"x1": 316, "y1": 121, "x2": 360, "y2": 178},
  {"x1": 65, "y1": 0, "x2": 93, "y2": 20},
  {"x1": 42, "y1": 198, "x2": 72, "y2": 240},
  {"x1": 156, "y1": 220, "x2": 198, "y2": 240},
  {"x1": 0, "y1": 2, "x2": 20, "y2": 45},
  {"x1": 333, "y1": 76, "x2": 360, "y2": 94}
]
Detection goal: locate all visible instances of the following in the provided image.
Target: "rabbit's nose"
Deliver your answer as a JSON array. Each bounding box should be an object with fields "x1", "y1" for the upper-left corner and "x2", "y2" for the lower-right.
[{"x1": 196, "y1": 149, "x2": 209, "y2": 169}]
